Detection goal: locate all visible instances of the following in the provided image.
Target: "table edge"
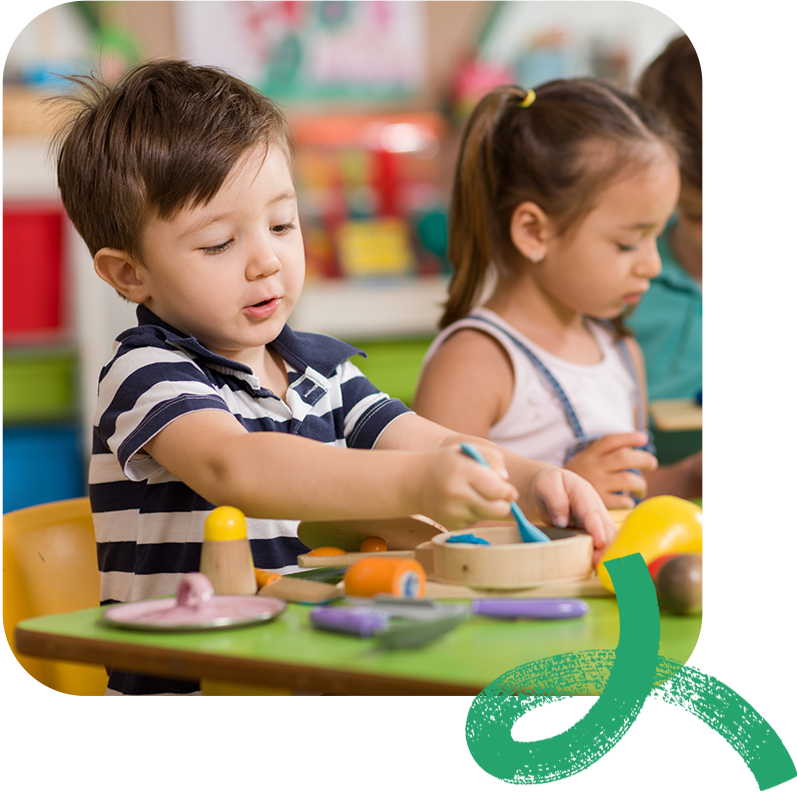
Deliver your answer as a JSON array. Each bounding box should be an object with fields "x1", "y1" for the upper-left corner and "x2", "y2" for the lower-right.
[{"x1": 14, "y1": 625, "x2": 487, "y2": 696}]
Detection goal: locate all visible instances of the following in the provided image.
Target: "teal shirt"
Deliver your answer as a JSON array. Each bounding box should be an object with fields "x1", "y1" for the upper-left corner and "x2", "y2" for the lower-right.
[{"x1": 627, "y1": 223, "x2": 702, "y2": 402}]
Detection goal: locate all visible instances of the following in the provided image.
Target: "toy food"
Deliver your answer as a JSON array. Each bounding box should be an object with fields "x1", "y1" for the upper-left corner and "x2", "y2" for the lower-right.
[
  {"x1": 647, "y1": 553, "x2": 680, "y2": 583},
  {"x1": 359, "y1": 536, "x2": 388, "y2": 552},
  {"x1": 254, "y1": 569, "x2": 282, "y2": 589},
  {"x1": 199, "y1": 506, "x2": 257, "y2": 595},
  {"x1": 656, "y1": 553, "x2": 702, "y2": 615},
  {"x1": 344, "y1": 557, "x2": 426, "y2": 598},
  {"x1": 305, "y1": 546, "x2": 347, "y2": 557},
  {"x1": 597, "y1": 495, "x2": 702, "y2": 594}
]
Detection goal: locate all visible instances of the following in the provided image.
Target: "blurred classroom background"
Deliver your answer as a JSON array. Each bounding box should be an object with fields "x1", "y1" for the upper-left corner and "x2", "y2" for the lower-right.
[{"x1": 2, "y1": 1, "x2": 682, "y2": 512}]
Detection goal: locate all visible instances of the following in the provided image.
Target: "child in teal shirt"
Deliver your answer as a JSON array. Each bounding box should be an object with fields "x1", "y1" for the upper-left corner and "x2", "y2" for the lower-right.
[
  {"x1": 629, "y1": 218, "x2": 701, "y2": 402},
  {"x1": 628, "y1": 35, "x2": 702, "y2": 465}
]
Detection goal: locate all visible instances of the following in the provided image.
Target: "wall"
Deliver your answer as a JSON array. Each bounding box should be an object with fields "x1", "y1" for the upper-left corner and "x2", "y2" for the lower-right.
[
  {"x1": 480, "y1": 1, "x2": 682, "y2": 83},
  {"x1": 152, "y1": 2, "x2": 491, "y2": 111}
]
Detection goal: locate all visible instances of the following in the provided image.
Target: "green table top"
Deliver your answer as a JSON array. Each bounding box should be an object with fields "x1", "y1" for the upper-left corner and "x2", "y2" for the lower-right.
[{"x1": 16, "y1": 597, "x2": 701, "y2": 695}]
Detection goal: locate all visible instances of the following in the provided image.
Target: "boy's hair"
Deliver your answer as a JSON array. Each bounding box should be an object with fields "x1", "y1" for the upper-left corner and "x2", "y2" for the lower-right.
[
  {"x1": 637, "y1": 35, "x2": 701, "y2": 192},
  {"x1": 441, "y1": 78, "x2": 677, "y2": 329},
  {"x1": 51, "y1": 59, "x2": 295, "y2": 262}
]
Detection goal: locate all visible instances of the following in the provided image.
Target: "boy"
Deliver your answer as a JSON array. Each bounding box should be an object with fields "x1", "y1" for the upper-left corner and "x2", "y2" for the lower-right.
[{"x1": 53, "y1": 60, "x2": 614, "y2": 694}]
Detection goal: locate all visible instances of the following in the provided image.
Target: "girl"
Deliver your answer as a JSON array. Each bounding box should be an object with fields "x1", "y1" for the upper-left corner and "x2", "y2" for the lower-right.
[{"x1": 413, "y1": 79, "x2": 702, "y2": 509}]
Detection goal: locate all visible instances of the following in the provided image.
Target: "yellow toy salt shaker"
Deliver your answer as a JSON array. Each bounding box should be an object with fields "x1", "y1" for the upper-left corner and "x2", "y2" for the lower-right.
[{"x1": 199, "y1": 506, "x2": 257, "y2": 595}]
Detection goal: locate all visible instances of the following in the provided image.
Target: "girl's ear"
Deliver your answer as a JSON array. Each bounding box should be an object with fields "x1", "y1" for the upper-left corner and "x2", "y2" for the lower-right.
[
  {"x1": 510, "y1": 202, "x2": 552, "y2": 263},
  {"x1": 94, "y1": 248, "x2": 150, "y2": 303}
]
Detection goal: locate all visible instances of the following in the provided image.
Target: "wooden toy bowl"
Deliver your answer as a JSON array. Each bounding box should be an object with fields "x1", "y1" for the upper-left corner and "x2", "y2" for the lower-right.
[{"x1": 429, "y1": 526, "x2": 594, "y2": 590}]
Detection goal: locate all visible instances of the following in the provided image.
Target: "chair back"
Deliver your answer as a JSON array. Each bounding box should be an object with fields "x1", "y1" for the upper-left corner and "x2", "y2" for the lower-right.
[{"x1": 3, "y1": 497, "x2": 107, "y2": 695}]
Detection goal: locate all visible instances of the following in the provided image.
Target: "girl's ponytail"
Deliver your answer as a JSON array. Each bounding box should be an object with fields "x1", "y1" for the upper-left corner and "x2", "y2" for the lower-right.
[{"x1": 441, "y1": 86, "x2": 527, "y2": 329}]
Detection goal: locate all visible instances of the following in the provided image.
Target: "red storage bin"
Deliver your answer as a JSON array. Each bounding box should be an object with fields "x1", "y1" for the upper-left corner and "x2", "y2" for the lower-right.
[{"x1": 3, "y1": 203, "x2": 65, "y2": 335}]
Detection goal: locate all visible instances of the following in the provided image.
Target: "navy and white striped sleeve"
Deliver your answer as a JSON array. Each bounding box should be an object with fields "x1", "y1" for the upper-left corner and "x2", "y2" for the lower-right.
[
  {"x1": 95, "y1": 340, "x2": 232, "y2": 481},
  {"x1": 335, "y1": 359, "x2": 413, "y2": 449}
]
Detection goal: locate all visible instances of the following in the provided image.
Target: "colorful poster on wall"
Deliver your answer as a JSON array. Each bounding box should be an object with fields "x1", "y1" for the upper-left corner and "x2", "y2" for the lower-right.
[{"x1": 176, "y1": 1, "x2": 426, "y2": 102}]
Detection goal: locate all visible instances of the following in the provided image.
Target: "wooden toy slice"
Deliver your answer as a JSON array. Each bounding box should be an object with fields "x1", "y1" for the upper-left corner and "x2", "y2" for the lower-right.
[
  {"x1": 297, "y1": 515, "x2": 446, "y2": 553},
  {"x1": 297, "y1": 550, "x2": 416, "y2": 568},
  {"x1": 257, "y1": 576, "x2": 344, "y2": 604},
  {"x1": 429, "y1": 526, "x2": 594, "y2": 590}
]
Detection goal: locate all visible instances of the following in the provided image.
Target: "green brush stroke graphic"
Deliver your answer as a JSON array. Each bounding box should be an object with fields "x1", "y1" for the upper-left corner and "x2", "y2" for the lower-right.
[{"x1": 466, "y1": 553, "x2": 796, "y2": 790}]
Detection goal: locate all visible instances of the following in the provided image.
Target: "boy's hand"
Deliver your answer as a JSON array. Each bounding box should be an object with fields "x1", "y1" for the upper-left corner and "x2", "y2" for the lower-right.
[
  {"x1": 411, "y1": 444, "x2": 519, "y2": 532},
  {"x1": 528, "y1": 467, "x2": 617, "y2": 566},
  {"x1": 564, "y1": 432, "x2": 658, "y2": 509}
]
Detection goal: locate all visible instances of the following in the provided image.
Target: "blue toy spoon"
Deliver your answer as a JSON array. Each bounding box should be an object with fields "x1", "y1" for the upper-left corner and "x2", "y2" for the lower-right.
[{"x1": 459, "y1": 442, "x2": 551, "y2": 543}]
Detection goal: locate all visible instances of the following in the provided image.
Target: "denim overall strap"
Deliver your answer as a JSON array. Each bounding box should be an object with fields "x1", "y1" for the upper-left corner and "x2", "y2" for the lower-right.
[
  {"x1": 463, "y1": 314, "x2": 587, "y2": 440},
  {"x1": 464, "y1": 313, "x2": 653, "y2": 504},
  {"x1": 611, "y1": 329, "x2": 647, "y2": 433}
]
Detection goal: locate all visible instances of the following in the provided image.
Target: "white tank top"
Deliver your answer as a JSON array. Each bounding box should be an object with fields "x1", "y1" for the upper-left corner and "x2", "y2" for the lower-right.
[{"x1": 420, "y1": 308, "x2": 639, "y2": 467}]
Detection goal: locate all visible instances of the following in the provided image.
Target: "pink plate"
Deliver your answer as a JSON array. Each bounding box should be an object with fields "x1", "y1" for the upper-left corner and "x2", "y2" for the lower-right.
[{"x1": 102, "y1": 573, "x2": 287, "y2": 631}]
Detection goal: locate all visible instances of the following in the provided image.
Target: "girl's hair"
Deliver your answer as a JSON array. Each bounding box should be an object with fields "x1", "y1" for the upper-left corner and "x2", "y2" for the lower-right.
[
  {"x1": 51, "y1": 59, "x2": 295, "y2": 262},
  {"x1": 442, "y1": 78, "x2": 676, "y2": 329},
  {"x1": 637, "y1": 35, "x2": 702, "y2": 191}
]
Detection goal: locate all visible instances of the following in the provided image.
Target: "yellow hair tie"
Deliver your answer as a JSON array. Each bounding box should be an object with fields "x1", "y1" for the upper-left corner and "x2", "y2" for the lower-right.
[{"x1": 519, "y1": 89, "x2": 536, "y2": 108}]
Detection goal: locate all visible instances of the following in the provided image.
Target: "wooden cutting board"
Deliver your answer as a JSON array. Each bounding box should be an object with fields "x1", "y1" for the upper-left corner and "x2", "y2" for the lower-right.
[
  {"x1": 297, "y1": 514, "x2": 446, "y2": 552},
  {"x1": 422, "y1": 575, "x2": 611, "y2": 599}
]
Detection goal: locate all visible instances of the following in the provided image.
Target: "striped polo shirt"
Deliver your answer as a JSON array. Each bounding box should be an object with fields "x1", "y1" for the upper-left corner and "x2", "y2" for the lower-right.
[{"x1": 90, "y1": 305, "x2": 410, "y2": 694}]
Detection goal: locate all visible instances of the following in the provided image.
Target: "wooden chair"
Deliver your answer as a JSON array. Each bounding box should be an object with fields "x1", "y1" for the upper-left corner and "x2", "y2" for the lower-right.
[{"x1": 3, "y1": 497, "x2": 107, "y2": 694}]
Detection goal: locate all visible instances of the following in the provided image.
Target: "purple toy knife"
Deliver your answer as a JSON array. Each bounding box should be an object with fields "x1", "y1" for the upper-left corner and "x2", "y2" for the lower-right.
[{"x1": 471, "y1": 598, "x2": 588, "y2": 619}]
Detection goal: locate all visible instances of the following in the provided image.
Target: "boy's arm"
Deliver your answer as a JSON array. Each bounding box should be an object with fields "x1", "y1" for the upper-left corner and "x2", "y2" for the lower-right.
[
  {"x1": 143, "y1": 409, "x2": 517, "y2": 532},
  {"x1": 376, "y1": 413, "x2": 615, "y2": 553}
]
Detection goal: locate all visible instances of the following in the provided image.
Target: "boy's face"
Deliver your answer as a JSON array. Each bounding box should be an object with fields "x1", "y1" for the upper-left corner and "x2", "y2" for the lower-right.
[{"x1": 135, "y1": 145, "x2": 305, "y2": 366}]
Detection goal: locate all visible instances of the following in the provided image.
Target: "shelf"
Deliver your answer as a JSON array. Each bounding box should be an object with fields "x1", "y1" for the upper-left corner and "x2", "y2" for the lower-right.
[
  {"x1": 291, "y1": 274, "x2": 448, "y2": 340},
  {"x1": 3, "y1": 346, "x2": 78, "y2": 424}
]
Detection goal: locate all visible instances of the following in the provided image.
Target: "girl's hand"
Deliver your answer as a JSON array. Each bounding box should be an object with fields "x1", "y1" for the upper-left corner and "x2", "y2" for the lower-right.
[
  {"x1": 410, "y1": 444, "x2": 519, "y2": 532},
  {"x1": 528, "y1": 467, "x2": 617, "y2": 566},
  {"x1": 564, "y1": 432, "x2": 658, "y2": 509}
]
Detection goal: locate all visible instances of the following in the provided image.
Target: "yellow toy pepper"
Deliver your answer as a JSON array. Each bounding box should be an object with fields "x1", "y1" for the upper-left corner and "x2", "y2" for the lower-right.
[{"x1": 597, "y1": 495, "x2": 702, "y2": 594}]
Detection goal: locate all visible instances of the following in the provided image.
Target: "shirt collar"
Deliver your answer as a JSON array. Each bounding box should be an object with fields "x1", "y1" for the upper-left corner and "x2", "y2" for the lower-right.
[{"x1": 132, "y1": 305, "x2": 364, "y2": 378}]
